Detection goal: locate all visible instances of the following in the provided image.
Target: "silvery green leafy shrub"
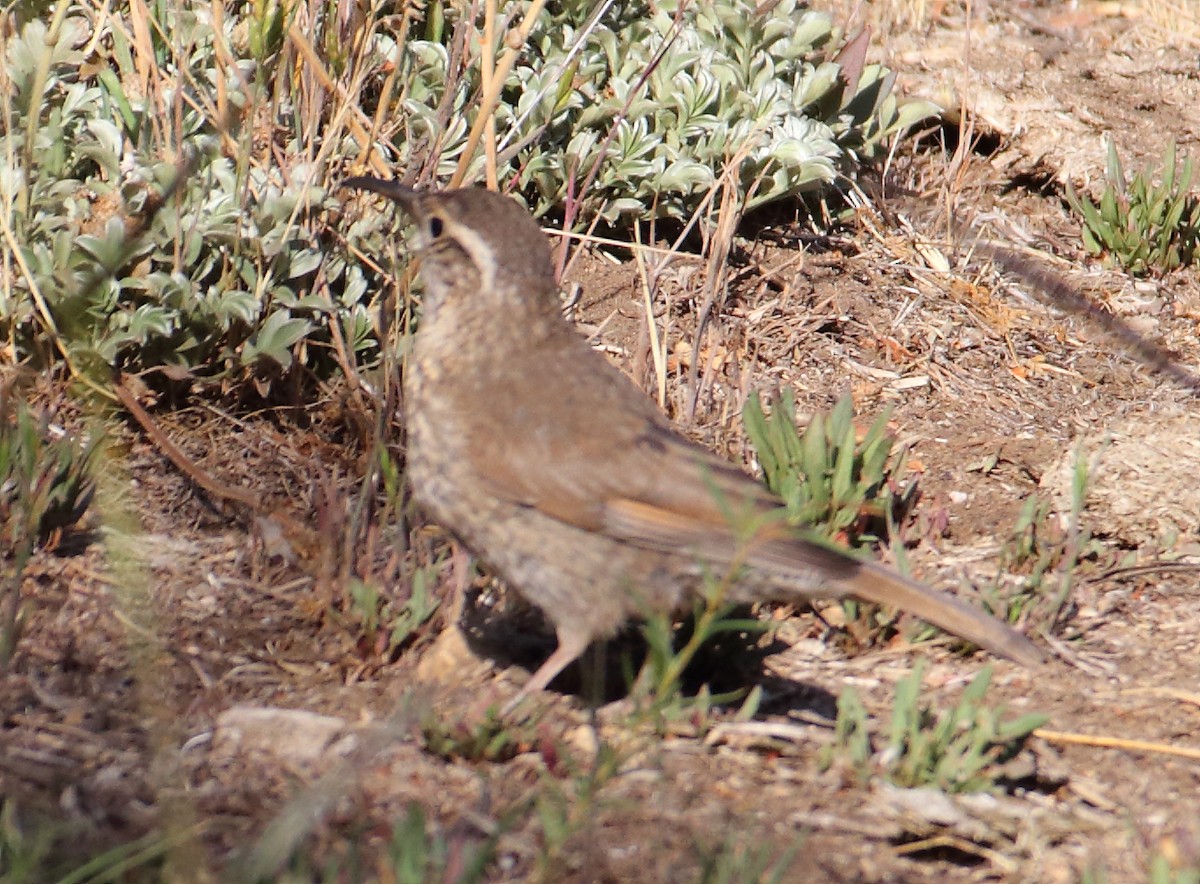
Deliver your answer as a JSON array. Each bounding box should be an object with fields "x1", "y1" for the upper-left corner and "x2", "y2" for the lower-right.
[
  {"x1": 388, "y1": 0, "x2": 936, "y2": 221},
  {"x1": 1, "y1": 14, "x2": 373, "y2": 382},
  {"x1": 1, "y1": 0, "x2": 933, "y2": 385}
]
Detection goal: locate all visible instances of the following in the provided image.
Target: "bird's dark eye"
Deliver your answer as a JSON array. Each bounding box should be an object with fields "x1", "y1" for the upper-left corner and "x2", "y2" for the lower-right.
[{"x1": 428, "y1": 217, "x2": 444, "y2": 238}]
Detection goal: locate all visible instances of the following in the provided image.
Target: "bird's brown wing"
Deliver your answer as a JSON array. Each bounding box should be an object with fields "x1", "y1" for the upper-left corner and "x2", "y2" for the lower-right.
[{"x1": 463, "y1": 340, "x2": 785, "y2": 548}]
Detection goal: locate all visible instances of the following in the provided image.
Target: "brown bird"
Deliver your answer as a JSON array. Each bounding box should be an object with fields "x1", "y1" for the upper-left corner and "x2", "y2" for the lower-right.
[{"x1": 342, "y1": 178, "x2": 1043, "y2": 709}]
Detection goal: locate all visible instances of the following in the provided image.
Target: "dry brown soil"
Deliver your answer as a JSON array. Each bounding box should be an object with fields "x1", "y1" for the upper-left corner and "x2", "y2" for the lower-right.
[{"x1": 5, "y1": 4, "x2": 1200, "y2": 881}]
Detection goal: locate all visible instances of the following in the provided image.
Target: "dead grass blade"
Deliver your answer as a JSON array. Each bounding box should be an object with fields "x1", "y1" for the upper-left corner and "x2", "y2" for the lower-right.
[{"x1": 1034, "y1": 728, "x2": 1200, "y2": 762}]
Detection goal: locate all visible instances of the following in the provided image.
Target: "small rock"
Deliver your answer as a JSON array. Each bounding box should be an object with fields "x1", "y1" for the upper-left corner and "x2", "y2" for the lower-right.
[
  {"x1": 416, "y1": 626, "x2": 489, "y2": 686},
  {"x1": 212, "y1": 705, "x2": 355, "y2": 763}
]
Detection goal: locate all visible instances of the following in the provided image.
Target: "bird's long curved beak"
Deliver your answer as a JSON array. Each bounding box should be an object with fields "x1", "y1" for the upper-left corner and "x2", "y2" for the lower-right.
[{"x1": 340, "y1": 176, "x2": 419, "y2": 210}]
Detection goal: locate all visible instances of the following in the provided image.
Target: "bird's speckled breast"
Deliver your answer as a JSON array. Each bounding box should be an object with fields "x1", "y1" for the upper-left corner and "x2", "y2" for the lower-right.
[{"x1": 402, "y1": 319, "x2": 686, "y2": 639}]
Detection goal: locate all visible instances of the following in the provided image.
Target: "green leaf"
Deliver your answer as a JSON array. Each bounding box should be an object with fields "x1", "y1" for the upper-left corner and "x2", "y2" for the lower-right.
[{"x1": 241, "y1": 309, "x2": 313, "y2": 369}]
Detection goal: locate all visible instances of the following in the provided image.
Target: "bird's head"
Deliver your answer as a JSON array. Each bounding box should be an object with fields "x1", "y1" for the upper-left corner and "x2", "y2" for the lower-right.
[{"x1": 341, "y1": 178, "x2": 557, "y2": 316}]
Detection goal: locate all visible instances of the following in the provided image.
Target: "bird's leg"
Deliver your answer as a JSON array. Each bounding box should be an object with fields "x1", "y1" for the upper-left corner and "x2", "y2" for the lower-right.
[{"x1": 500, "y1": 625, "x2": 592, "y2": 716}]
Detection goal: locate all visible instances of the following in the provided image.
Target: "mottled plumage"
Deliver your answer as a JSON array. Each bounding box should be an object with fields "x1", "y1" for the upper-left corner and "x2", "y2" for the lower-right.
[{"x1": 342, "y1": 179, "x2": 1042, "y2": 708}]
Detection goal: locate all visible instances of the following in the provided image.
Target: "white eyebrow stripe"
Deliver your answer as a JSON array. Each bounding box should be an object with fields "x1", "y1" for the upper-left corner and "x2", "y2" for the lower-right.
[{"x1": 447, "y1": 220, "x2": 496, "y2": 297}]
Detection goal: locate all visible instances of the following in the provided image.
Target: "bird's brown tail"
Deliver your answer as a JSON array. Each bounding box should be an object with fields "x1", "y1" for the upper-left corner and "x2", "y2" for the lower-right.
[{"x1": 842, "y1": 560, "x2": 1043, "y2": 666}]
